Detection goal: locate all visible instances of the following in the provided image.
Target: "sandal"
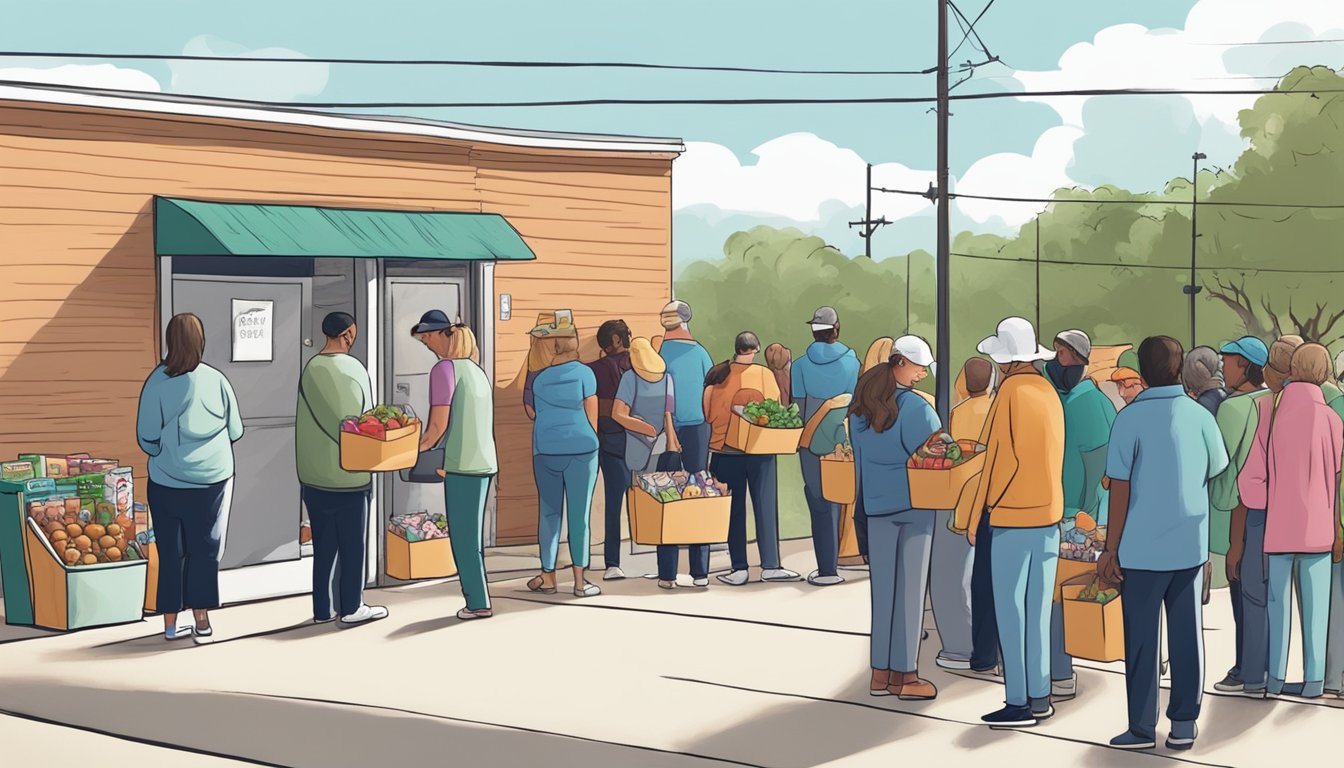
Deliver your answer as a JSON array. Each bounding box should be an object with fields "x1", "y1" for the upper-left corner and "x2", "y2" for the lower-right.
[
  {"x1": 527, "y1": 575, "x2": 557, "y2": 595},
  {"x1": 574, "y1": 580, "x2": 602, "y2": 598}
]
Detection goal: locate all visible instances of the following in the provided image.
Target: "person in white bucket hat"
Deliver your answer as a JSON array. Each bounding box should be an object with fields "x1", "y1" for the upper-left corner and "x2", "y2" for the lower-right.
[
  {"x1": 954, "y1": 317, "x2": 1066, "y2": 728},
  {"x1": 850, "y1": 335, "x2": 942, "y2": 700}
]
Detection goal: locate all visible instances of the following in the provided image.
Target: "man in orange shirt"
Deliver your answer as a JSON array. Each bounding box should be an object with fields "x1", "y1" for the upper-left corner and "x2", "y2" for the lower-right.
[{"x1": 933, "y1": 357, "x2": 994, "y2": 671}]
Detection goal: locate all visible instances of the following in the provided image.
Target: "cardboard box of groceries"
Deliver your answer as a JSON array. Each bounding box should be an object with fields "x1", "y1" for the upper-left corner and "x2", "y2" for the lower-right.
[
  {"x1": 339, "y1": 406, "x2": 421, "y2": 472},
  {"x1": 23, "y1": 517, "x2": 147, "y2": 631},
  {"x1": 628, "y1": 471, "x2": 731, "y2": 546},
  {"x1": 1061, "y1": 574, "x2": 1124, "y2": 662},
  {"x1": 385, "y1": 512, "x2": 457, "y2": 580},
  {"x1": 726, "y1": 401, "x2": 804, "y2": 455},
  {"x1": 908, "y1": 433, "x2": 986, "y2": 509},
  {"x1": 820, "y1": 443, "x2": 856, "y2": 504}
]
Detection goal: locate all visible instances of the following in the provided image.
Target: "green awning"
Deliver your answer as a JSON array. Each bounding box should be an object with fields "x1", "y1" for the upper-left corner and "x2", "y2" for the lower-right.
[{"x1": 153, "y1": 197, "x2": 536, "y2": 261}]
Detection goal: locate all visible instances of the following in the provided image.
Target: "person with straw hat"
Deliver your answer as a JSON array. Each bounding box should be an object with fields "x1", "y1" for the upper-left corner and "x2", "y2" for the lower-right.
[
  {"x1": 614, "y1": 338, "x2": 702, "y2": 590},
  {"x1": 954, "y1": 317, "x2": 1064, "y2": 729}
]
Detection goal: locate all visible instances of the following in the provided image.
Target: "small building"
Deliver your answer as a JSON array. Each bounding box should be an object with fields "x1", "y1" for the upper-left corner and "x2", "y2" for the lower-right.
[{"x1": 0, "y1": 82, "x2": 683, "y2": 602}]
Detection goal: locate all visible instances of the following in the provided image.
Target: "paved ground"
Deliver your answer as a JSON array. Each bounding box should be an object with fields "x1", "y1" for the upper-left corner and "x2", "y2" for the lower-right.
[{"x1": 0, "y1": 539, "x2": 1337, "y2": 767}]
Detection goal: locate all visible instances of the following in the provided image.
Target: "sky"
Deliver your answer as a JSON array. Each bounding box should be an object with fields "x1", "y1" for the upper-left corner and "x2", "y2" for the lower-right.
[{"x1": 3, "y1": 0, "x2": 1342, "y2": 268}]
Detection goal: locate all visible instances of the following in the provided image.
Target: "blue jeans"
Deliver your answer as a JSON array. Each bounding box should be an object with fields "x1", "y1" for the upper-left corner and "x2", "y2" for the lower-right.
[
  {"x1": 655, "y1": 446, "x2": 711, "y2": 581},
  {"x1": 869, "y1": 510, "x2": 935, "y2": 671},
  {"x1": 712, "y1": 453, "x2": 781, "y2": 572},
  {"x1": 1326, "y1": 560, "x2": 1344, "y2": 692},
  {"x1": 970, "y1": 513, "x2": 1000, "y2": 670},
  {"x1": 445, "y1": 473, "x2": 492, "y2": 611},
  {"x1": 1121, "y1": 566, "x2": 1204, "y2": 741},
  {"x1": 534, "y1": 452, "x2": 598, "y2": 571},
  {"x1": 799, "y1": 451, "x2": 840, "y2": 577},
  {"x1": 990, "y1": 525, "x2": 1059, "y2": 707},
  {"x1": 666, "y1": 422, "x2": 712, "y2": 475},
  {"x1": 148, "y1": 479, "x2": 230, "y2": 614},
  {"x1": 1239, "y1": 510, "x2": 1270, "y2": 689},
  {"x1": 1268, "y1": 552, "x2": 1331, "y2": 692},
  {"x1": 599, "y1": 450, "x2": 629, "y2": 569},
  {"x1": 302, "y1": 485, "x2": 369, "y2": 619}
]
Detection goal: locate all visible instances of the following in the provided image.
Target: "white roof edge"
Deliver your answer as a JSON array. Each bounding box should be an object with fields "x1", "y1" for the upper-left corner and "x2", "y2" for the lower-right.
[{"x1": 0, "y1": 81, "x2": 685, "y2": 154}]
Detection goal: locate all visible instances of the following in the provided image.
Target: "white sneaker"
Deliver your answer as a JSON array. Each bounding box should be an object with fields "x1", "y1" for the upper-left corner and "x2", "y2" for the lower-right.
[
  {"x1": 717, "y1": 570, "x2": 750, "y2": 586},
  {"x1": 838, "y1": 563, "x2": 870, "y2": 572},
  {"x1": 191, "y1": 626, "x2": 214, "y2": 645},
  {"x1": 807, "y1": 570, "x2": 845, "y2": 586},
  {"x1": 339, "y1": 604, "x2": 389, "y2": 626},
  {"x1": 164, "y1": 625, "x2": 192, "y2": 641},
  {"x1": 761, "y1": 568, "x2": 802, "y2": 582},
  {"x1": 936, "y1": 655, "x2": 972, "y2": 671},
  {"x1": 604, "y1": 567, "x2": 626, "y2": 581},
  {"x1": 691, "y1": 577, "x2": 709, "y2": 587},
  {"x1": 314, "y1": 614, "x2": 337, "y2": 625},
  {"x1": 574, "y1": 581, "x2": 602, "y2": 597},
  {"x1": 1052, "y1": 673, "x2": 1078, "y2": 700}
]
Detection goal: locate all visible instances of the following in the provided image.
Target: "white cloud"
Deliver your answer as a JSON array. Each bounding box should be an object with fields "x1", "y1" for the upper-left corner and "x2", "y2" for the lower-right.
[
  {"x1": 0, "y1": 63, "x2": 160, "y2": 92},
  {"x1": 170, "y1": 35, "x2": 329, "y2": 102},
  {"x1": 674, "y1": 133, "x2": 935, "y2": 223},
  {"x1": 956, "y1": 126, "x2": 1084, "y2": 226}
]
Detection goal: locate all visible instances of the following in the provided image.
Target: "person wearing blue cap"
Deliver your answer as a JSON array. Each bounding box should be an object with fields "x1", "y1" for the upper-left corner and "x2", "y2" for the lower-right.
[{"x1": 1211, "y1": 335, "x2": 1270, "y2": 696}]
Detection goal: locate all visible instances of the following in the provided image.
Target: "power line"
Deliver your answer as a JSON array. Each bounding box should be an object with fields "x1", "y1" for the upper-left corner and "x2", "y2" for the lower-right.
[
  {"x1": 948, "y1": 0, "x2": 997, "y2": 61},
  {"x1": 949, "y1": 251, "x2": 1344, "y2": 274},
  {"x1": 7, "y1": 80, "x2": 1339, "y2": 109},
  {"x1": 0, "y1": 49, "x2": 936, "y2": 76},
  {"x1": 1194, "y1": 38, "x2": 1344, "y2": 47},
  {"x1": 871, "y1": 185, "x2": 1344, "y2": 210}
]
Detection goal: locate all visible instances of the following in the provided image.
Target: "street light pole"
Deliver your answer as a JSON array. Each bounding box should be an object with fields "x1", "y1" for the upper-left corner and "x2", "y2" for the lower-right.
[
  {"x1": 934, "y1": 0, "x2": 951, "y2": 427},
  {"x1": 1184, "y1": 152, "x2": 1206, "y2": 350}
]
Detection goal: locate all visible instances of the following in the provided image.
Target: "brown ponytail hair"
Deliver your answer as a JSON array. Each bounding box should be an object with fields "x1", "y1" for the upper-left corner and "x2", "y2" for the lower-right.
[{"x1": 848, "y1": 354, "x2": 906, "y2": 433}]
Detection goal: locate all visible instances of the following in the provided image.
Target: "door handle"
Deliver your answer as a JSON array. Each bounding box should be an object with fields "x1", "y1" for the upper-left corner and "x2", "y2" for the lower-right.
[{"x1": 395, "y1": 383, "x2": 410, "y2": 395}]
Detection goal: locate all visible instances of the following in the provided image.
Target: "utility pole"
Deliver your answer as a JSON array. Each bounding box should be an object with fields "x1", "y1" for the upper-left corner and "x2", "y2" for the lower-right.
[
  {"x1": 1184, "y1": 151, "x2": 1206, "y2": 350},
  {"x1": 934, "y1": 0, "x2": 951, "y2": 427},
  {"x1": 1035, "y1": 216, "x2": 1041, "y2": 335},
  {"x1": 848, "y1": 163, "x2": 889, "y2": 259}
]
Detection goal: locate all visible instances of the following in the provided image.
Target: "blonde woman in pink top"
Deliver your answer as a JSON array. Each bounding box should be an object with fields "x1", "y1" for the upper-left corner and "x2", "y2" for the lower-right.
[{"x1": 1238, "y1": 343, "x2": 1344, "y2": 699}]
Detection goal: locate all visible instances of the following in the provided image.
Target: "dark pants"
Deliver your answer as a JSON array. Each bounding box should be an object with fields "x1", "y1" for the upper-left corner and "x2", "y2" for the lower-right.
[
  {"x1": 1239, "y1": 509, "x2": 1270, "y2": 689},
  {"x1": 1121, "y1": 566, "x2": 1205, "y2": 741},
  {"x1": 656, "y1": 441, "x2": 712, "y2": 581},
  {"x1": 970, "y1": 513, "x2": 1001, "y2": 670},
  {"x1": 854, "y1": 495, "x2": 869, "y2": 560},
  {"x1": 599, "y1": 449, "x2": 629, "y2": 569},
  {"x1": 799, "y1": 451, "x2": 840, "y2": 577},
  {"x1": 1229, "y1": 579, "x2": 1244, "y2": 679},
  {"x1": 148, "y1": 478, "x2": 230, "y2": 614},
  {"x1": 712, "y1": 453, "x2": 781, "y2": 572},
  {"x1": 302, "y1": 485, "x2": 370, "y2": 619}
]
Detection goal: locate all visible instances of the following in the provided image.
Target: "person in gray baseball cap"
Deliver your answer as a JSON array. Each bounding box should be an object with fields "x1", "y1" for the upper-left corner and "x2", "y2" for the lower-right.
[
  {"x1": 1043, "y1": 328, "x2": 1117, "y2": 702},
  {"x1": 794, "y1": 306, "x2": 861, "y2": 586}
]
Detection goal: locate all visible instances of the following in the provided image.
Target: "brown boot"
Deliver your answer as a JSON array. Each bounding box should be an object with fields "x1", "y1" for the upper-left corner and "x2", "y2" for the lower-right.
[
  {"x1": 870, "y1": 668, "x2": 892, "y2": 696},
  {"x1": 889, "y1": 671, "x2": 937, "y2": 701}
]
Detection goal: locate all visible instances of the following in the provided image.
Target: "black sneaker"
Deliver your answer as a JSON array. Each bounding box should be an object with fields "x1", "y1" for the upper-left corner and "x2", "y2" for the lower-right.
[
  {"x1": 1212, "y1": 673, "x2": 1244, "y2": 693},
  {"x1": 982, "y1": 705, "x2": 1037, "y2": 729}
]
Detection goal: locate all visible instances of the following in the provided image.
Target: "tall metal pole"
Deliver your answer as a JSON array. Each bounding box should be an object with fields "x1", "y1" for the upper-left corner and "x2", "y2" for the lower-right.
[
  {"x1": 1035, "y1": 216, "x2": 1041, "y2": 335},
  {"x1": 865, "y1": 163, "x2": 874, "y2": 261},
  {"x1": 1186, "y1": 152, "x2": 1205, "y2": 349},
  {"x1": 906, "y1": 252, "x2": 912, "y2": 335},
  {"x1": 934, "y1": 0, "x2": 951, "y2": 427}
]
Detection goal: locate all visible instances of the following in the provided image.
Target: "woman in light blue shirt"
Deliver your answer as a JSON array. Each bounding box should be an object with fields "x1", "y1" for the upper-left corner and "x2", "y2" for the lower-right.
[
  {"x1": 526, "y1": 332, "x2": 602, "y2": 597},
  {"x1": 136, "y1": 313, "x2": 242, "y2": 645}
]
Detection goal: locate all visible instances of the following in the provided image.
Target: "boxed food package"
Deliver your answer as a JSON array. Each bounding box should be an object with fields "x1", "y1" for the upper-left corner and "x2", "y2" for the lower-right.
[
  {"x1": 727, "y1": 401, "x2": 805, "y2": 455},
  {"x1": 2, "y1": 461, "x2": 35, "y2": 482},
  {"x1": 23, "y1": 517, "x2": 147, "y2": 631},
  {"x1": 1061, "y1": 574, "x2": 1124, "y2": 662},
  {"x1": 104, "y1": 467, "x2": 133, "y2": 520},
  {"x1": 908, "y1": 432, "x2": 986, "y2": 509},
  {"x1": 386, "y1": 512, "x2": 456, "y2": 580},
  {"x1": 628, "y1": 471, "x2": 732, "y2": 546},
  {"x1": 340, "y1": 405, "x2": 421, "y2": 472},
  {"x1": 820, "y1": 443, "x2": 856, "y2": 505}
]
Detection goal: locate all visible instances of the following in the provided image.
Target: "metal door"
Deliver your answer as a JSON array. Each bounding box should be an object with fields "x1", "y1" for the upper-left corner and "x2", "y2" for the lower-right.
[
  {"x1": 171, "y1": 276, "x2": 312, "y2": 569},
  {"x1": 385, "y1": 278, "x2": 465, "y2": 530}
]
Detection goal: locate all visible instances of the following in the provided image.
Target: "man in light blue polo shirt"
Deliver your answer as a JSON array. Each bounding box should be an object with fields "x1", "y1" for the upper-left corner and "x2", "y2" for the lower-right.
[
  {"x1": 1100, "y1": 336, "x2": 1229, "y2": 752},
  {"x1": 656, "y1": 300, "x2": 715, "y2": 475}
]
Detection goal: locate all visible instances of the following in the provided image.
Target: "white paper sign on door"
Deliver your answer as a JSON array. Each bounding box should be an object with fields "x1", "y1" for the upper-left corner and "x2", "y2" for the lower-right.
[{"x1": 231, "y1": 298, "x2": 274, "y2": 362}]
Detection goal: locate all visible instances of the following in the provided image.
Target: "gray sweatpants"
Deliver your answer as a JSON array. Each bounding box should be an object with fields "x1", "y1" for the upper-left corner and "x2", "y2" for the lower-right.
[
  {"x1": 930, "y1": 509, "x2": 974, "y2": 663},
  {"x1": 1326, "y1": 560, "x2": 1344, "y2": 692},
  {"x1": 869, "y1": 510, "x2": 936, "y2": 672}
]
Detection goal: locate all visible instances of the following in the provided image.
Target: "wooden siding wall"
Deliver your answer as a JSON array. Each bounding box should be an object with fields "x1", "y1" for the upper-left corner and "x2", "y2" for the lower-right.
[{"x1": 0, "y1": 102, "x2": 674, "y2": 545}]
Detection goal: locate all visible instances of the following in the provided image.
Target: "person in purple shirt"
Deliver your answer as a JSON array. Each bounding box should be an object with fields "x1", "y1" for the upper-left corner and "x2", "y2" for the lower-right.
[{"x1": 587, "y1": 320, "x2": 634, "y2": 581}]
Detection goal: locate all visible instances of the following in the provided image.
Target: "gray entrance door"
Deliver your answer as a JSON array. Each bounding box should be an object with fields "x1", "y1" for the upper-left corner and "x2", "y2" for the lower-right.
[
  {"x1": 172, "y1": 276, "x2": 312, "y2": 569},
  {"x1": 385, "y1": 278, "x2": 465, "y2": 534}
]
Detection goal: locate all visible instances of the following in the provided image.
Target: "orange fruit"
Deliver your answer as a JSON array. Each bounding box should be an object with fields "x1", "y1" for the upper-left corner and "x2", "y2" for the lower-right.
[
  {"x1": 50, "y1": 529, "x2": 68, "y2": 543},
  {"x1": 105, "y1": 547, "x2": 121, "y2": 561},
  {"x1": 1074, "y1": 512, "x2": 1097, "y2": 532},
  {"x1": 65, "y1": 523, "x2": 82, "y2": 538},
  {"x1": 85, "y1": 524, "x2": 106, "y2": 540},
  {"x1": 62, "y1": 549, "x2": 80, "y2": 565},
  {"x1": 73, "y1": 535, "x2": 92, "y2": 552},
  {"x1": 80, "y1": 554, "x2": 97, "y2": 566},
  {"x1": 99, "y1": 535, "x2": 116, "y2": 550}
]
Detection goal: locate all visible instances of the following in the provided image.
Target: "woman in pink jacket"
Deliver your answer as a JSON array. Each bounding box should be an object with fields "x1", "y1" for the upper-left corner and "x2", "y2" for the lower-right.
[{"x1": 1238, "y1": 343, "x2": 1344, "y2": 699}]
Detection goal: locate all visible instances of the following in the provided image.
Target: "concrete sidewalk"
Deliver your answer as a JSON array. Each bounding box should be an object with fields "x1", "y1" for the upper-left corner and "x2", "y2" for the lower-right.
[{"x1": 0, "y1": 539, "x2": 1336, "y2": 767}]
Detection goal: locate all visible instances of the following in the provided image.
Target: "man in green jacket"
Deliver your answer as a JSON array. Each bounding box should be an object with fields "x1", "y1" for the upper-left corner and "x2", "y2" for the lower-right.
[
  {"x1": 1210, "y1": 336, "x2": 1270, "y2": 694},
  {"x1": 296, "y1": 312, "x2": 388, "y2": 627},
  {"x1": 1043, "y1": 329, "x2": 1117, "y2": 701}
]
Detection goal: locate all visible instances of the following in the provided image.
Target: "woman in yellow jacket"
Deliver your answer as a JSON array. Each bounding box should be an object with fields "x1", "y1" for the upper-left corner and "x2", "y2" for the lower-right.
[{"x1": 955, "y1": 317, "x2": 1065, "y2": 729}]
